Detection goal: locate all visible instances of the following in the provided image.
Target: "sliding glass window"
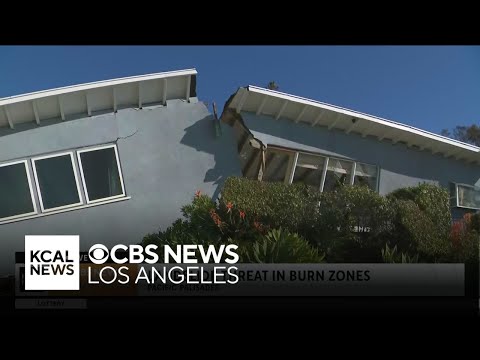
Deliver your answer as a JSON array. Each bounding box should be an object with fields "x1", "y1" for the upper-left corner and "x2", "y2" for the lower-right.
[
  {"x1": 323, "y1": 158, "x2": 353, "y2": 192},
  {"x1": 263, "y1": 147, "x2": 379, "y2": 193},
  {"x1": 32, "y1": 152, "x2": 83, "y2": 212},
  {"x1": 292, "y1": 153, "x2": 326, "y2": 190},
  {"x1": 77, "y1": 145, "x2": 125, "y2": 204},
  {"x1": 354, "y1": 162, "x2": 378, "y2": 191},
  {"x1": 0, "y1": 160, "x2": 37, "y2": 221}
]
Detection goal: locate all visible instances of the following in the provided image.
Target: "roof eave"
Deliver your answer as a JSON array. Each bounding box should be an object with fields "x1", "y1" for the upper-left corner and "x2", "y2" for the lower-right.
[
  {"x1": 225, "y1": 85, "x2": 480, "y2": 164},
  {"x1": 0, "y1": 68, "x2": 197, "y2": 107}
]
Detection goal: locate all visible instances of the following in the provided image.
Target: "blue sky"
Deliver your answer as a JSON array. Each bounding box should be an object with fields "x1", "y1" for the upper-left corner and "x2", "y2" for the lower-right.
[{"x1": 0, "y1": 46, "x2": 478, "y2": 134}]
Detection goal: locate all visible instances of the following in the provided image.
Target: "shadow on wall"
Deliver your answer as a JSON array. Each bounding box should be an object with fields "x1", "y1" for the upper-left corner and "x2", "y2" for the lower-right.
[
  {"x1": 0, "y1": 118, "x2": 61, "y2": 139},
  {"x1": 180, "y1": 115, "x2": 242, "y2": 200},
  {"x1": 0, "y1": 112, "x2": 112, "y2": 139}
]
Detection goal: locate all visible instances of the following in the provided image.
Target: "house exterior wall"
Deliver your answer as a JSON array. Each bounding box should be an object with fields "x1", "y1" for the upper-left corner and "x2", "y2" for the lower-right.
[
  {"x1": 0, "y1": 100, "x2": 242, "y2": 275},
  {"x1": 240, "y1": 111, "x2": 480, "y2": 195}
]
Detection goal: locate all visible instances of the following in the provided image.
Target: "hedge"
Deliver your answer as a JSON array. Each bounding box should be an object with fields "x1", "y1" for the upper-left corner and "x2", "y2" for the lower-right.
[
  {"x1": 143, "y1": 177, "x2": 478, "y2": 263},
  {"x1": 221, "y1": 177, "x2": 394, "y2": 261},
  {"x1": 220, "y1": 177, "x2": 321, "y2": 234},
  {"x1": 220, "y1": 177, "x2": 476, "y2": 262}
]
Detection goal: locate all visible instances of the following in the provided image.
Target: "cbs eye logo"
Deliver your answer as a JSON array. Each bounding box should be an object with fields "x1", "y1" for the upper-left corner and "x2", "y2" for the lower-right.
[{"x1": 88, "y1": 244, "x2": 110, "y2": 264}]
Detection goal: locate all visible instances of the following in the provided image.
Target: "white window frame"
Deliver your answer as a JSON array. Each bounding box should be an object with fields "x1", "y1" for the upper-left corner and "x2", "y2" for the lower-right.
[
  {"x1": 31, "y1": 151, "x2": 83, "y2": 213},
  {"x1": 268, "y1": 145, "x2": 379, "y2": 193},
  {"x1": 452, "y1": 183, "x2": 480, "y2": 210},
  {"x1": 76, "y1": 144, "x2": 126, "y2": 205},
  {"x1": 322, "y1": 157, "x2": 355, "y2": 191},
  {"x1": 353, "y1": 161, "x2": 379, "y2": 189},
  {"x1": 0, "y1": 159, "x2": 38, "y2": 221}
]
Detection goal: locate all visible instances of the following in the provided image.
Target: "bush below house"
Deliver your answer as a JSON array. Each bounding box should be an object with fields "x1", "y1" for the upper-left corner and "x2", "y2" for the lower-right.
[{"x1": 142, "y1": 177, "x2": 479, "y2": 263}]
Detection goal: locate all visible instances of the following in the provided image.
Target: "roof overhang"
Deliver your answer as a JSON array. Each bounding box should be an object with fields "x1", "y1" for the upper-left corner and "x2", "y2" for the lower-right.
[
  {"x1": 0, "y1": 68, "x2": 197, "y2": 129},
  {"x1": 224, "y1": 85, "x2": 480, "y2": 164}
]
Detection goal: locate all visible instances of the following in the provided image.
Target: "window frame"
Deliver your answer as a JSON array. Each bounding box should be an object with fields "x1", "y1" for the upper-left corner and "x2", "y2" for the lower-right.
[
  {"x1": 76, "y1": 144, "x2": 126, "y2": 205},
  {"x1": 291, "y1": 152, "x2": 327, "y2": 189},
  {"x1": 267, "y1": 146, "x2": 379, "y2": 193},
  {"x1": 452, "y1": 182, "x2": 480, "y2": 210},
  {"x1": 31, "y1": 151, "x2": 83, "y2": 213},
  {"x1": 262, "y1": 148, "x2": 295, "y2": 184},
  {"x1": 322, "y1": 156, "x2": 355, "y2": 191},
  {"x1": 353, "y1": 161, "x2": 379, "y2": 189},
  {"x1": 0, "y1": 159, "x2": 38, "y2": 221}
]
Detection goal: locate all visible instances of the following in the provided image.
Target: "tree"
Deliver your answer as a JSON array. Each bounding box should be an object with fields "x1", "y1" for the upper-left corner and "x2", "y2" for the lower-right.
[
  {"x1": 267, "y1": 81, "x2": 279, "y2": 91},
  {"x1": 441, "y1": 124, "x2": 480, "y2": 146}
]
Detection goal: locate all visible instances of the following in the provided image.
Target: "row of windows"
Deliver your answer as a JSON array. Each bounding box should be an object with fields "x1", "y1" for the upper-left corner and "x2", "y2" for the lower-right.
[
  {"x1": 263, "y1": 147, "x2": 379, "y2": 192},
  {"x1": 263, "y1": 147, "x2": 480, "y2": 210},
  {"x1": 0, "y1": 144, "x2": 126, "y2": 222}
]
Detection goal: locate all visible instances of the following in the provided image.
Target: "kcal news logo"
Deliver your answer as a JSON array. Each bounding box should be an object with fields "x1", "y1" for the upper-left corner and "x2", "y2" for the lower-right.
[{"x1": 25, "y1": 235, "x2": 80, "y2": 290}]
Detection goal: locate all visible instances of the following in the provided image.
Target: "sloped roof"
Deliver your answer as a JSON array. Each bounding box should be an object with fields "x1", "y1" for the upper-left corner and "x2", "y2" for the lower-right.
[
  {"x1": 224, "y1": 85, "x2": 480, "y2": 164},
  {"x1": 0, "y1": 68, "x2": 197, "y2": 129}
]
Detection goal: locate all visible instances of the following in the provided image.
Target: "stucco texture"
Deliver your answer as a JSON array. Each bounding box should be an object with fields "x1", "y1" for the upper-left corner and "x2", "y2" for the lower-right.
[
  {"x1": 0, "y1": 100, "x2": 241, "y2": 275},
  {"x1": 240, "y1": 111, "x2": 480, "y2": 195}
]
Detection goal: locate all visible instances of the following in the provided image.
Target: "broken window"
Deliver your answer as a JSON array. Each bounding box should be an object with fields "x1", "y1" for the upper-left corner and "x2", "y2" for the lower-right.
[
  {"x1": 353, "y1": 162, "x2": 378, "y2": 191},
  {"x1": 292, "y1": 153, "x2": 325, "y2": 190},
  {"x1": 263, "y1": 148, "x2": 292, "y2": 183},
  {"x1": 323, "y1": 158, "x2": 353, "y2": 192}
]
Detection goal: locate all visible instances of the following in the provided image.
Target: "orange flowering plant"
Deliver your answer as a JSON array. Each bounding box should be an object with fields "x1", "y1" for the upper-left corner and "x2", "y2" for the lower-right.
[{"x1": 179, "y1": 190, "x2": 270, "y2": 243}]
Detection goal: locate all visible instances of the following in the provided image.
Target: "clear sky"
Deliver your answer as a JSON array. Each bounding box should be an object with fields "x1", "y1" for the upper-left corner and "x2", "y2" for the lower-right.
[{"x1": 0, "y1": 46, "x2": 478, "y2": 134}]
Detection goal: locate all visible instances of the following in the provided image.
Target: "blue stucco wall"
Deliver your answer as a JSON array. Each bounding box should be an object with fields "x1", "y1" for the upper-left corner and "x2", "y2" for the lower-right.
[
  {"x1": 0, "y1": 100, "x2": 242, "y2": 275},
  {"x1": 240, "y1": 111, "x2": 480, "y2": 194}
]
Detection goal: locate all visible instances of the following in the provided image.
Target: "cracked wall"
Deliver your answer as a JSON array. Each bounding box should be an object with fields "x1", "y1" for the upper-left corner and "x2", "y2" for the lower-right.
[{"x1": 0, "y1": 100, "x2": 242, "y2": 275}]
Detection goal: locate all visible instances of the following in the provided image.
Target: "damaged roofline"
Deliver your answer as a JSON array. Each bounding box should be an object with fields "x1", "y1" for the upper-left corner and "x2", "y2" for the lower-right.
[
  {"x1": 220, "y1": 85, "x2": 480, "y2": 164},
  {"x1": 245, "y1": 85, "x2": 480, "y2": 153},
  {"x1": 221, "y1": 106, "x2": 266, "y2": 151}
]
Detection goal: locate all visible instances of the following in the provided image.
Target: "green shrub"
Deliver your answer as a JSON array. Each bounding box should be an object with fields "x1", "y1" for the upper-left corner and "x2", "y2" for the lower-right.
[
  {"x1": 239, "y1": 228, "x2": 325, "y2": 263},
  {"x1": 141, "y1": 190, "x2": 273, "y2": 262},
  {"x1": 451, "y1": 230, "x2": 479, "y2": 263},
  {"x1": 392, "y1": 200, "x2": 452, "y2": 262},
  {"x1": 179, "y1": 191, "x2": 269, "y2": 243},
  {"x1": 388, "y1": 183, "x2": 451, "y2": 240},
  {"x1": 450, "y1": 214, "x2": 480, "y2": 263},
  {"x1": 143, "y1": 177, "x2": 469, "y2": 264},
  {"x1": 221, "y1": 177, "x2": 395, "y2": 262},
  {"x1": 221, "y1": 177, "x2": 321, "y2": 234},
  {"x1": 319, "y1": 185, "x2": 394, "y2": 235},
  {"x1": 387, "y1": 184, "x2": 452, "y2": 261},
  {"x1": 468, "y1": 213, "x2": 480, "y2": 233},
  {"x1": 141, "y1": 219, "x2": 219, "y2": 262},
  {"x1": 381, "y1": 243, "x2": 419, "y2": 263},
  {"x1": 315, "y1": 185, "x2": 395, "y2": 262}
]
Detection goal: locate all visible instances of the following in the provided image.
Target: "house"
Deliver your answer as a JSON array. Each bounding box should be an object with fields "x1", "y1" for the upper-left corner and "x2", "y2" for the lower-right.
[
  {"x1": 2, "y1": 72, "x2": 478, "y2": 276},
  {"x1": 0, "y1": 69, "x2": 241, "y2": 275},
  {"x1": 221, "y1": 86, "x2": 480, "y2": 219}
]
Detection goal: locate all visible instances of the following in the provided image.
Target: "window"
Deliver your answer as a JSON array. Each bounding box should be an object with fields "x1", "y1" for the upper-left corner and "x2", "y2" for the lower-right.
[
  {"x1": 323, "y1": 158, "x2": 353, "y2": 192},
  {"x1": 353, "y1": 162, "x2": 378, "y2": 191},
  {"x1": 77, "y1": 145, "x2": 125, "y2": 204},
  {"x1": 0, "y1": 143, "x2": 129, "y2": 225},
  {"x1": 263, "y1": 146, "x2": 379, "y2": 193},
  {"x1": 263, "y1": 149, "x2": 292, "y2": 183},
  {"x1": 32, "y1": 152, "x2": 82, "y2": 212},
  {"x1": 292, "y1": 153, "x2": 326, "y2": 190},
  {"x1": 451, "y1": 183, "x2": 480, "y2": 210},
  {"x1": 0, "y1": 160, "x2": 37, "y2": 220}
]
